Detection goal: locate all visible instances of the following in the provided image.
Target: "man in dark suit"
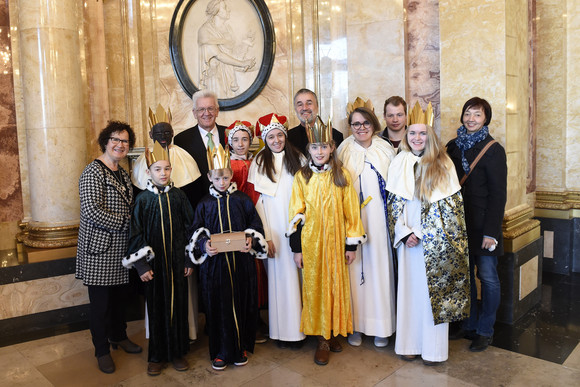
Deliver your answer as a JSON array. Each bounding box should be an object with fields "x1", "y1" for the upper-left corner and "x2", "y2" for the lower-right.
[
  {"x1": 174, "y1": 90, "x2": 226, "y2": 209},
  {"x1": 288, "y1": 88, "x2": 343, "y2": 155}
]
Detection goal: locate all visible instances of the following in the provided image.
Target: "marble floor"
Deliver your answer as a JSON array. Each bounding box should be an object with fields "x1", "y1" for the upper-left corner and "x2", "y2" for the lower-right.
[
  {"x1": 0, "y1": 320, "x2": 579, "y2": 387},
  {"x1": 1, "y1": 272, "x2": 579, "y2": 386}
]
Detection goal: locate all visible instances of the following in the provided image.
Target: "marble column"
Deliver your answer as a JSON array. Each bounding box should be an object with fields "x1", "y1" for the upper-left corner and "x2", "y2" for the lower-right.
[
  {"x1": 439, "y1": 0, "x2": 541, "y2": 323},
  {"x1": 18, "y1": 0, "x2": 86, "y2": 247}
]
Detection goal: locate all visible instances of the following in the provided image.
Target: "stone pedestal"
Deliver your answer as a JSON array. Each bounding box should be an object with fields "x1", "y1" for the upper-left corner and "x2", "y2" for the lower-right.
[{"x1": 497, "y1": 237, "x2": 543, "y2": 324}]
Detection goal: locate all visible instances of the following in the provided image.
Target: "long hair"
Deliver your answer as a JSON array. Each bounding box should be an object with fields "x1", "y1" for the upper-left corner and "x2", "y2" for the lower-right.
[
  {"x1": 254, "y1": 139, "x2": 302, "y2": 182},
  {"x1": 300, "y1": 141, "x2": 348, "y2": 188},
  {"x1": 400, "y1": 124, "x2": 452, "y2": 202}
]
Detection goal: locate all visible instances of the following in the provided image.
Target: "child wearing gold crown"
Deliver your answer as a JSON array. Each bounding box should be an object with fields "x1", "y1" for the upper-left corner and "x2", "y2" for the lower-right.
[
  {"x1": 226, "y1": 120, "x2": 269, "y2": 343},
  {"x1": 287, "y1": 116, "x2": 367, "y2": 366},
  {"x1": 248, "y1": 113, "x2": 306, "y2": 349},
  {"x1": 122, "y1": 141, "x2": 195, "y2": 376},
  {"x1": 386, "y1": 102, "x2": 469, "y2": 365},
  {"x1": 188, "y1": 143, "x2": 268, "y2": 371}
]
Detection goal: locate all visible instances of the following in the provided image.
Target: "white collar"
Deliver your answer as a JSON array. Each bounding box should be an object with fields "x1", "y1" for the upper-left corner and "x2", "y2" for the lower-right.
[
  {"x1": 146, "y1": 179, "x2": 173, "y2": 194},
  {"x1": 309, "y1": 161, "x2": 331, "y2": 173},
  {"x1": 209, "y1": 181, "x2": 238, "y2": 198}
]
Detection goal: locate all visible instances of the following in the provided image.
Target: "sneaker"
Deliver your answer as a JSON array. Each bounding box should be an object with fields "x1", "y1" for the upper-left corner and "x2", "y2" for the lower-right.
[
  {"x1": 469, "y1": 334, "x2": 493, "y2": 352},
  {"x1": 212, "y1": 358, "x2": 227, "y2": 370},
  {"x1": 234, "y1": 351, "x2": 248, "y2": 366},
  {"x1": 374, "y1": 336, "x2": 389, "y2": 347},
  {"x1": 347, "y1": 332, "x2": 362, "y2": 346}
]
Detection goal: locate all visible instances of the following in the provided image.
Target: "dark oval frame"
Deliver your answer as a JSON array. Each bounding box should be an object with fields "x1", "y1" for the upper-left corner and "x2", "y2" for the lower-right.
[{"x1": 169, "y1": 0, "x2": 276, "y2": 111}]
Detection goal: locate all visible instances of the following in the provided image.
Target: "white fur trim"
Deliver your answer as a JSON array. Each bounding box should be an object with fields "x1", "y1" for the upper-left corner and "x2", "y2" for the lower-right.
[
  {"x1": 187, "y1": 227, "x2": 211, "y2": 265},
  {"x1": 209, "y1": 181, "x2": 238, "y2": 198},
  {"x1": 285, "y1": 213, "x2": 305, "y2": 237},
  {"x1": 346, "y1": 234, "x2": 367, "y2": 246},
  {"x1": 245, "y1": 228, "x2": 268, "y2": 259},
  {"x1": 122, "y1": 246, "x2": 155, "y2": 269},
  {"x1": 260, "y1": 122, "x2": 287, "y2": 141}
]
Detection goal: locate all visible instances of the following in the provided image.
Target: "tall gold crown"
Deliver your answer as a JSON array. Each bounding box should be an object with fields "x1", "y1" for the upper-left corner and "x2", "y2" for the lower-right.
[
  {"x1": 148, "y1": 104, "x2": 172, "y2": 130},
  {"x1": 306, "y1": 115, "x2": 333, "y2": 144},
  {"x1": 145, "y1": 140, "x2": 170, "y2": 168},
  {"x1": 207, "y1": 143, "x2": 231, "y2": 171},
  {"x1": 407, "y1": 101, "x2": 434, "y2": 127},
  {"x1": 346, "y1": 97, "x2": 374, "y2": 115}
]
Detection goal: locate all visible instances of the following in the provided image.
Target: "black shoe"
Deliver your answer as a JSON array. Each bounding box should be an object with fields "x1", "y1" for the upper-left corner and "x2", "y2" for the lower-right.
[
  {"x1": 277, "y1": 340, "x2": 289, "y2": 349},
  {"x1": 97, "y1": 353, "x2": 115, "y2": 374},
  {"x1": 212, "y1": 357, "x2": 227, "y2": 370},
  {"x1": 109, "y1": 338, "x2": 142, "y2": 354},
  {"x1": 469, "y1": 335, "x2": 492, "y2": 352},
  {"x1": 423, "y1": 359, "x2": 444, "y2": 366},
  {"x1": 289, "y1": 339, "x2": 305, "y2": 349},
  {"x1": 449, "y1": 328, "x2": 477, "y2": 340}
]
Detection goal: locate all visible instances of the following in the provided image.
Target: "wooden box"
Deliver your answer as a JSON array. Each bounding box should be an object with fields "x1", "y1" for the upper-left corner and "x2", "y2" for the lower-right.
[{"x1": 210, "y1": 232, "x2": 247, "y2": 253}]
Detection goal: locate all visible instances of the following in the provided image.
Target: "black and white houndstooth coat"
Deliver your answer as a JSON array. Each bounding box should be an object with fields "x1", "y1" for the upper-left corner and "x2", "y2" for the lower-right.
[{"x1": 76, "y1": 160, "x2": 134, "y2": 286}]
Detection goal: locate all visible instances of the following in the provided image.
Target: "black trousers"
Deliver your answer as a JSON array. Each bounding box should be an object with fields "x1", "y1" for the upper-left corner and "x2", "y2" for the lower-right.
[{"x1": 88, "y1": 284, "x2": 129, "y2": 357}]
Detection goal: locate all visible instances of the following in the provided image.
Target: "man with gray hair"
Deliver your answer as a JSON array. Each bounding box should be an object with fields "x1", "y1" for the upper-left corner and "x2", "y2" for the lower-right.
[
  {"x1": 174, "y1": 90, "x2": 226, "y2": 208},
  {"x1": 288, "y1": 88, "x2": 343, "y2": 155}
]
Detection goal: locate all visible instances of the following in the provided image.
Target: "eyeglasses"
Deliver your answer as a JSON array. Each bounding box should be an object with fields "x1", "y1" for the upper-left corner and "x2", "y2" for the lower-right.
[
  {"x1": 350, "y1": 121, "x2": 371, "y2": 130},
  {"x1": 195, "y1": 107, "x2": 217, "y2": 114},
  {"x1": 109, "y1": 137, "x2": 129, "y2": 145}
]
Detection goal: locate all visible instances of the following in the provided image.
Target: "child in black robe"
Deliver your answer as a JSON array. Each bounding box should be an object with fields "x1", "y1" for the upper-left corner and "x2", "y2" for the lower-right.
[{"x1": 188, "y1": 146, "x2": 267, "y2": 371}]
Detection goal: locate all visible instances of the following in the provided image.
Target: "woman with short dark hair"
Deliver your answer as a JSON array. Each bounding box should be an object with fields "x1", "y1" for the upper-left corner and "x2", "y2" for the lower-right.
[
  {"x1": 446, "y1": 97, "x2": 507, "y2": 352},
  {"x1": 76, "y1": 120, "x2": 141, "y2": 373}
]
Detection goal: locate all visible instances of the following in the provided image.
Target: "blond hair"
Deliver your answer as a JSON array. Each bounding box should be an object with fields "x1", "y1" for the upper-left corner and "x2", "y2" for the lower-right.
[{"x1": 400, "y1": 124, "x2": 453, "y2": 202}]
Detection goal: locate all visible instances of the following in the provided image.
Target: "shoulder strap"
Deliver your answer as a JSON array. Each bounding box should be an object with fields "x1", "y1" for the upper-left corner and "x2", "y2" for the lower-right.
[{"x1": 459, "y1": 140, "x2": 497, "y2": 186}]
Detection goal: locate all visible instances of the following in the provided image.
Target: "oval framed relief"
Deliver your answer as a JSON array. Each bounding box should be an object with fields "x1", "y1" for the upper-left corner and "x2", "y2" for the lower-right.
[{"x1": 170, "y1": 0, "x2": 276, "y2": 111}]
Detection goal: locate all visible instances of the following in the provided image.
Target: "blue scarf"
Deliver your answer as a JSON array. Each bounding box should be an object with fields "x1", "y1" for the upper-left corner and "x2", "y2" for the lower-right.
[{"x1": 455, "y1": 125, "x2": 489, "y2": 173}]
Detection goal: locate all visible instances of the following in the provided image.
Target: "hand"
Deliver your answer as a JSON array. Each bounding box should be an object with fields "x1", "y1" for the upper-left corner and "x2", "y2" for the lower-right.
[
  {"x1": 205, "y1": 239, "x2": 219, "y2": 257},
  {"x1": 240, "y1": 236, "x2": 252, "y2": 253},
  {"x1": 345, "y1": 251, "x2": 356, "y2": 265},
  {"x1": 140, "y1": 270, "x2": 154, "y2": 282},
  {"x1": 405, "y1": 233, "x2": 420, "y2": 248},
  {"x1": 184, "y1": 267, "x2": 193, "y2": 277},
  {"x1": 293, "y1": 252, "x2": 303, "y2": 269},
  {"x1": 481, "y1": 237, "x2": 497, "y2": 250},
  {"x1": 267, "y1": 240, "x2": 276, "y2": 258}
]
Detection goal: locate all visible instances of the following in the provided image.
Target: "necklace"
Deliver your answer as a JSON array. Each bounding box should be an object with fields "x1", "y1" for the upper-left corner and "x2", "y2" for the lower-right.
[{"x1": 111, "y1": 168, "x2": 127, "y2": 192}]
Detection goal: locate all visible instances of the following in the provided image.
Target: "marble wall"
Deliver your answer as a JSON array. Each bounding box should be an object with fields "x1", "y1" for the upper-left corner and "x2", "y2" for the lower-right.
[
  {"x1": 0, "y1": 0, "x2": 23, "y2": 247},
  {"x1": 0, "y1": 274, "x2": 88, "y2": 319},
  {"x1": 405, "y1": 0, "x2": 441, "y2": 133},
  {"x1": 535, "y1": 0, "x2": 567, "y2": 191},
  {"x1": 346, "y1": 0, "x2": 405, "y2": 132},
  {"x1": 565, "y1": 0, "x2": 580, "y2": 190}
]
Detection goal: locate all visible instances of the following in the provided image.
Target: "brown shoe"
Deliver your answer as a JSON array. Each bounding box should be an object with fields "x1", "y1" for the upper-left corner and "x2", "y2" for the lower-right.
[
  {"x1": 314, "y1": 338, "x2": 330, "y2": 366},
  {"x1": 147, "y1": 362, "x2": 164, "y2": 376},
  {"x1": 329, "y1": 336, "x2": 342, "y2": 353},
  {"x1": 97, "y1": 354, "x2": 115, "y2": 374},
  {"x1": 172, "y1": 357, "x2": 189, "y2": 371}
]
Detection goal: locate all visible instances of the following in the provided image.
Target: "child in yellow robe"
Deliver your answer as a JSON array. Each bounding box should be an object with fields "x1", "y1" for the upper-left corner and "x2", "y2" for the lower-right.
[{"x1": 287, "y1": 118, "x2": 367, "y2": 366}]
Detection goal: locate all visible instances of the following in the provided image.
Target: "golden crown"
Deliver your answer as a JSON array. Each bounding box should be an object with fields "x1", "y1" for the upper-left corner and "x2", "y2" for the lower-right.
[
  {"x1": 145, "y1": 140, "x2": 170, "y2": 168},
  {"x1": 306, "y1": 115, "x2": 333, "y2": 144},
  {"x1": 407, "y1": 101, "x2": 434, "y2": 127},
  {"x1": 148, "y1": 104, "x2": 172, "y2": 130},
  {"x1": 207, "y1": 143, "x2": 231, "y2": 171},
  {"x1": 346, "y1": 97, "x2": 374, "y2": 115}
]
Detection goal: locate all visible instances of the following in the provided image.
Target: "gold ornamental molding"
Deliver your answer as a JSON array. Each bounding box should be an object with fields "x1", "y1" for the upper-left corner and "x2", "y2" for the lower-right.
[
  {"x1": 535, "y1": 191, "x2": 580, "y2": 219},
  {"x1": 502, "y1": 204, "x2": 541, "y2": 252},
  {"x1": 17, "y1": 222, "x2": 79, "y2": 248}
]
